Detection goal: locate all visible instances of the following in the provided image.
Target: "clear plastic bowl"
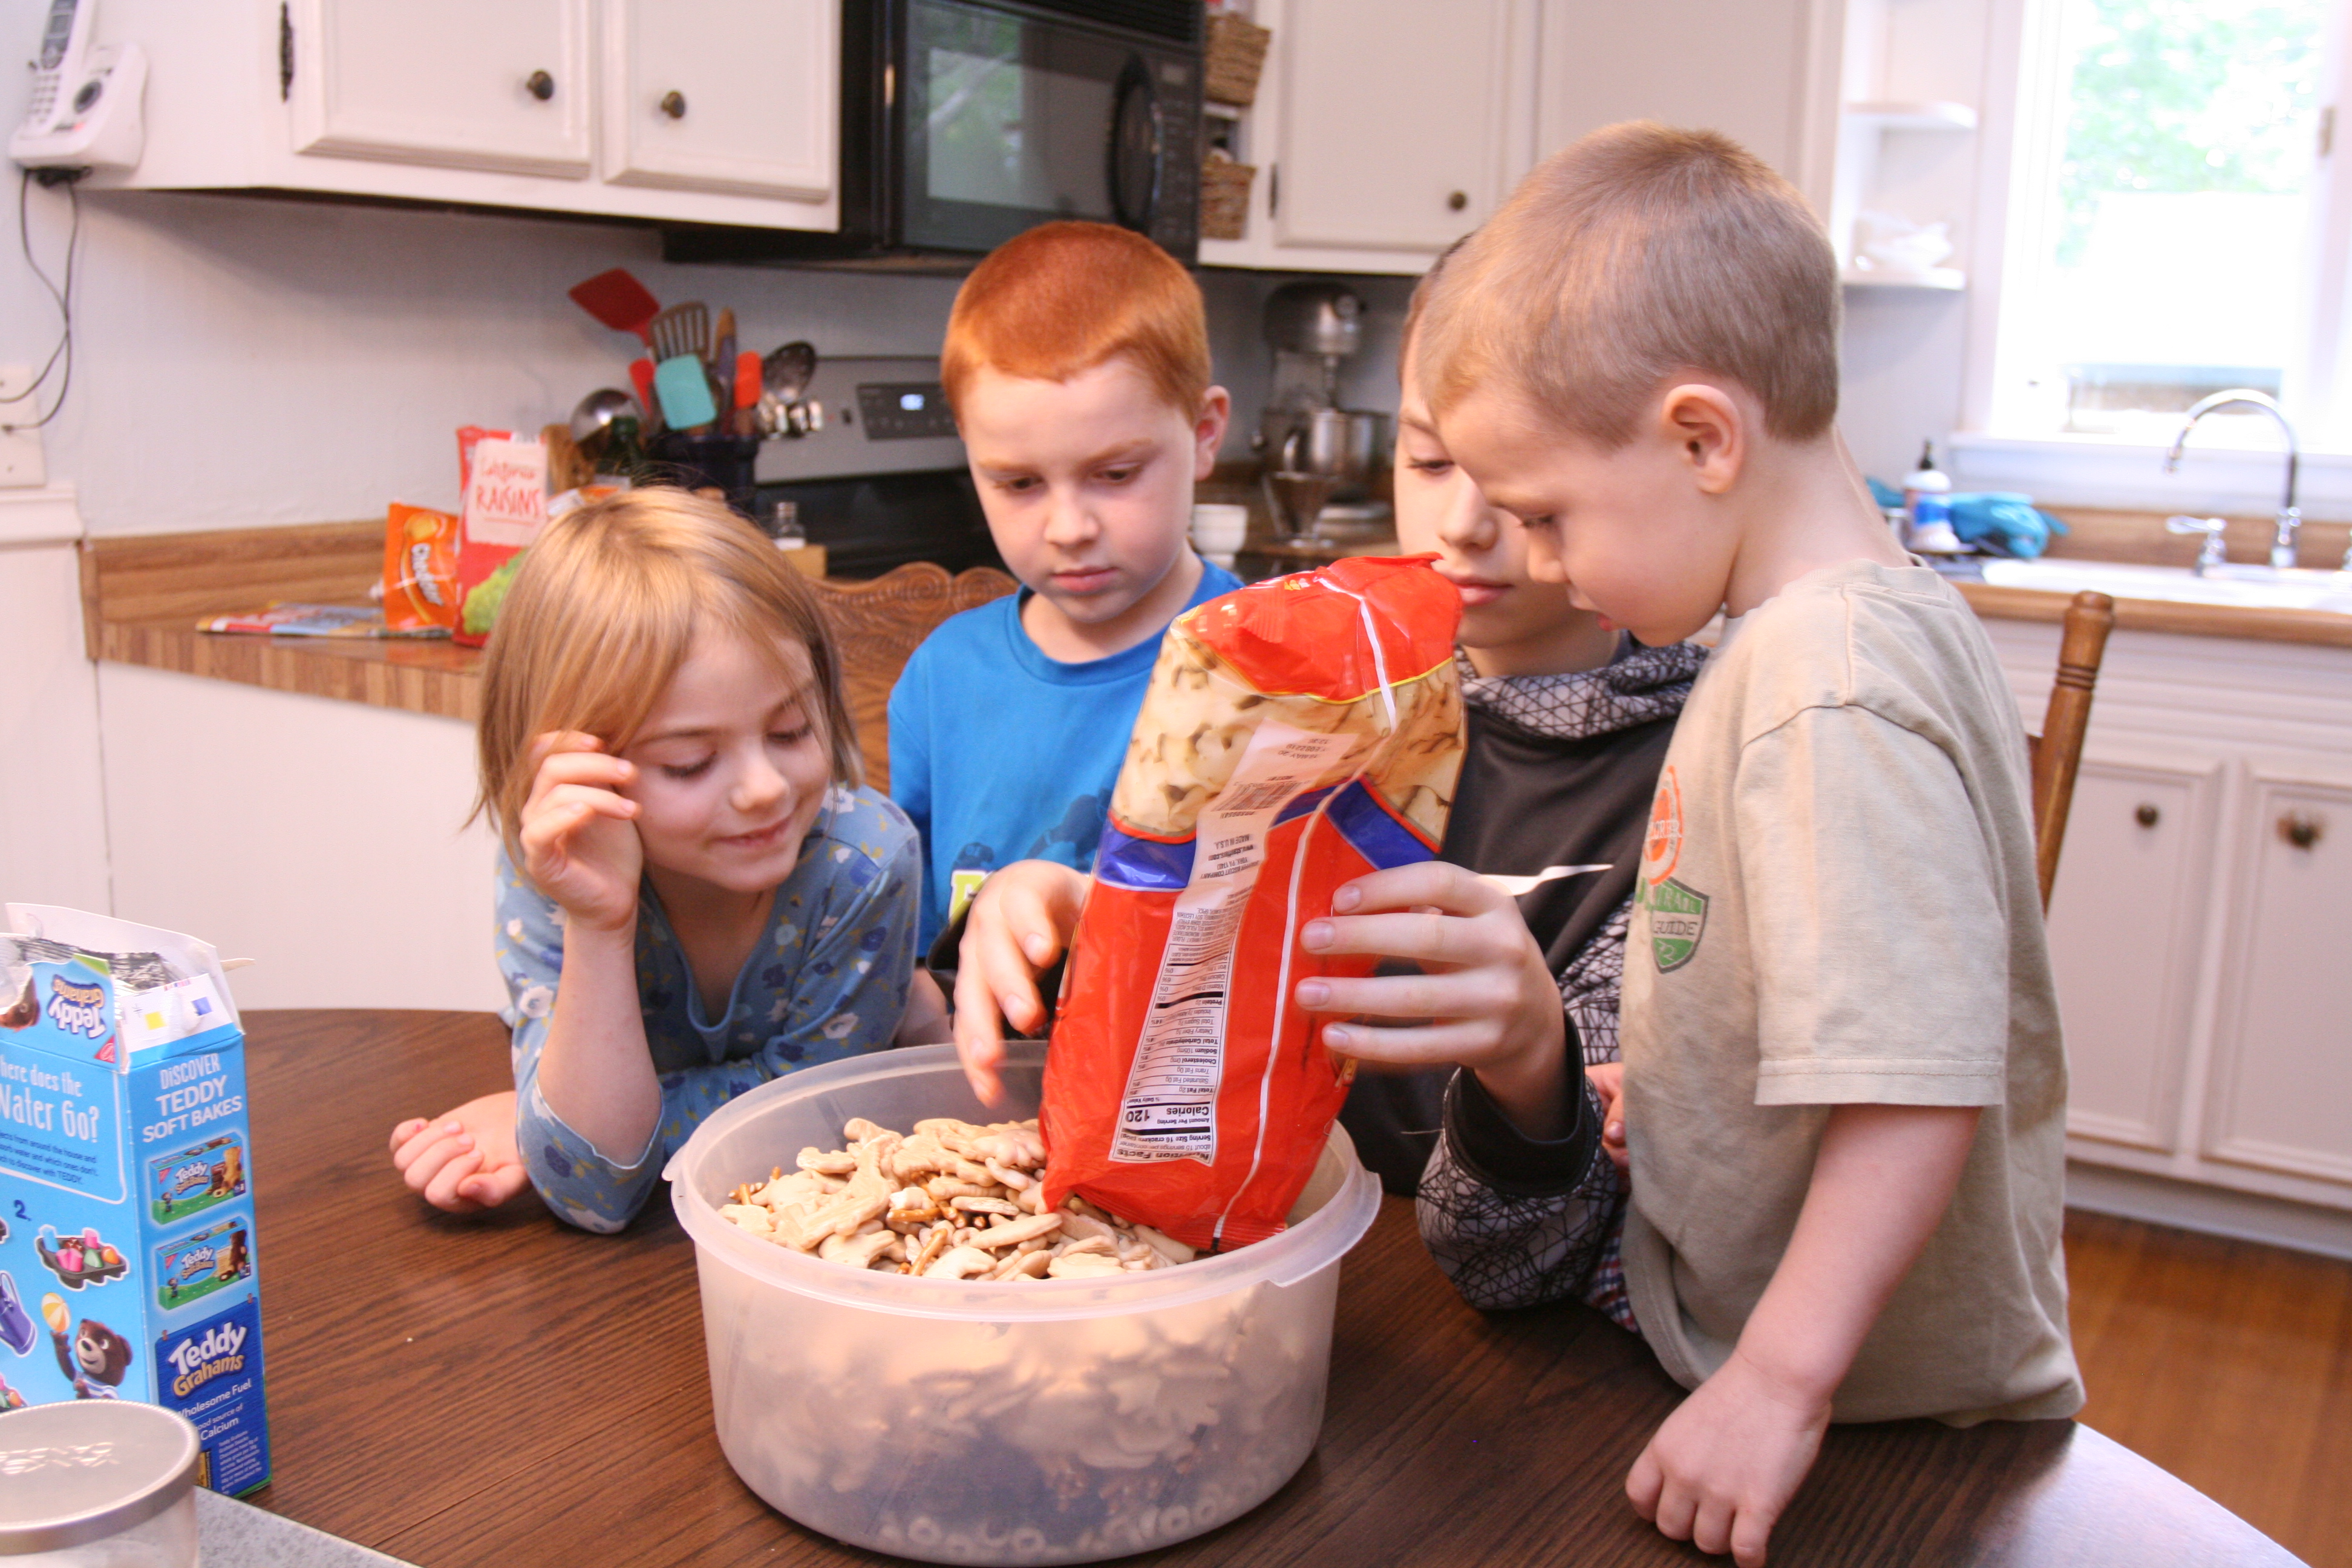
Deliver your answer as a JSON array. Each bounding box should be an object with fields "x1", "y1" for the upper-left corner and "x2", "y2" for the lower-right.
[{"x1": 667, "y1": 1042, "x2": 1380, "y2": 1564}]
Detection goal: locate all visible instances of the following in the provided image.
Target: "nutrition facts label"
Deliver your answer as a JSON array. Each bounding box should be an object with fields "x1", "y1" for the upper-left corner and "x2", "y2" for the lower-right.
[{"x1": 1112, "y1": 722, "x2": 1357, "y2": 1163}]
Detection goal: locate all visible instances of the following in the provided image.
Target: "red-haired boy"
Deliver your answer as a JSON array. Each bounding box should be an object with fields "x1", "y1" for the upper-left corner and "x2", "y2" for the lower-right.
[{"x1": 889, "y1": 221, "x2": 1240, "y2": 1025}]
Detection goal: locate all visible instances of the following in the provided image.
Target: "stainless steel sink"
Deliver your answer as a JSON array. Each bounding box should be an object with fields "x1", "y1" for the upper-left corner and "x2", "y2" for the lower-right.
[{"x1": 1977, "y1": 557, "x2": 2352, "y2": 614}]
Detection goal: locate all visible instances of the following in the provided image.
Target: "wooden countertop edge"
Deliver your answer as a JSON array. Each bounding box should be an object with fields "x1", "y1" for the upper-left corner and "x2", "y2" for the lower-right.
[
  {"x1": 1955, "y1": 581, "x2": 2352, "y2": 648},
  {"x1": 96, "y1": 578, "x2": 2352, "y2": 728},
  {"x1": 97, "y1": 619, "x2": 483, "y2": 722}
]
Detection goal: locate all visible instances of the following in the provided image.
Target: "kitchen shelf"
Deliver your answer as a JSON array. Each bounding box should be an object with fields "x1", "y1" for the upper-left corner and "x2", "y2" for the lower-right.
[
  {"x1": 1841, "y1": 266, "x2": 1967, "y2": 291},
  {"x1": 1842, "y1": 100, "x2": 1979, "y2": 132}
]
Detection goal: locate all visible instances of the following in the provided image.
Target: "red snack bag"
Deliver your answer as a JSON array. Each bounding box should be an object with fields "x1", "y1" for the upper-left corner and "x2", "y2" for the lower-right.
[
  {"x1": 1040, "y1": 557, "x2": 1465, "y2": 1250},
  {"x1": 381, "y1": 502, "x2": 461, "y2": 632}
]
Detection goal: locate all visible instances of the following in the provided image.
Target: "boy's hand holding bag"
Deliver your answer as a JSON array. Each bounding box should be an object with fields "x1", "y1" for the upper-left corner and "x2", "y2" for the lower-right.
[{"x1": 1040, "y1": 557, "x2": 1466, "y2": 1250}]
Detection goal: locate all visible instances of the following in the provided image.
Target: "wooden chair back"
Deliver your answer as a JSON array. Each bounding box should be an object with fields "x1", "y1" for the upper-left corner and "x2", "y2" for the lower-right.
[
  {"x1": 2027, "y1": 590, "x2": 2116, "y2": 910},
  {"x1": 812, "y1": 563, "x2": 1019, "y2": 791}
]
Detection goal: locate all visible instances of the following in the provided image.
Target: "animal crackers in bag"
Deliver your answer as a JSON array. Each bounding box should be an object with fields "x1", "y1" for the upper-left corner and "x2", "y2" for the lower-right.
[{"x1": 1040, "y1": 557, "x2": 1465, "y2": 1250}]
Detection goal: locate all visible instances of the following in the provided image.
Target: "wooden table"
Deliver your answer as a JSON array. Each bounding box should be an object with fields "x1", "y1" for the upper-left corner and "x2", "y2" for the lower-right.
[{"x1": 238, "y1": 1011, "x2": 2301, "y2": 1566}]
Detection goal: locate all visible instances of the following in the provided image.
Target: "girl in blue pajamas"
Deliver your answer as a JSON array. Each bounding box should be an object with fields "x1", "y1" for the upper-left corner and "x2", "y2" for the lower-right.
[{"x1": 389, "y1": 490, "x2": 921, "y2": 1231}]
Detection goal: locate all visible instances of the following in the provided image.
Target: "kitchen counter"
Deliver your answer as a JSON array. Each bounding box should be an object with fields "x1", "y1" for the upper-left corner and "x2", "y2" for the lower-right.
[
  {"x1": 1960, "y1": 506, "x2": 2352, "y2": 647},
  {"x1": 79, "y1": 509, "x2": 2352, "y2": 726},
  {"x1": 80, "y1": 522, "x2": 823, "y2": 723},
  {"x1": 230, "y1": 1009, "x2": 2301, "y2": 1567}
]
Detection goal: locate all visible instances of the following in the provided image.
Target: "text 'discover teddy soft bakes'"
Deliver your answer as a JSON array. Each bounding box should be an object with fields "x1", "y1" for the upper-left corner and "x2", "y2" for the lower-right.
[
  {"x1": 1041, "y1": 557, "x2": 1465, "y2": 1251},
  {"x1": 0, "y1": 905, "x2": 269, "y2": 1495}
]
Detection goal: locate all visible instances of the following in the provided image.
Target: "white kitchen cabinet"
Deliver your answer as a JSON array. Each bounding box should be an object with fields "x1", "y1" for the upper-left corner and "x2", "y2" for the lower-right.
[
  {"x1": 289, "y1": 0, "x2": 592, "y2": 178},
  {"x1": 1983, "y1": 615, "x2": 2352, "y2": 1250},
  {"x1": 1197, "y1": 0, "x2": 1538, "y2": 274},
  {"x1": 2044, "y1": 749, "x2": 2223, "y2": 1154},
  {"x1": 1198, "y1": 0, "x2": 1838, "y2": 274},
  {"x1": 1270, "y1": 0, "x2": 1520, "y2": 253},
  {"x1": 1532, "y1": 0, "x2": 1840, "y2": 211},
  {"x1": 600, "y1": 0, "x2": 834, "y2": 201},
  {"x1": 2202, "y1": 765, "x2": 2352, "y2": 1186},
  {"x1": 91, "y1": 0, "x2": 838, "y2": 230}
]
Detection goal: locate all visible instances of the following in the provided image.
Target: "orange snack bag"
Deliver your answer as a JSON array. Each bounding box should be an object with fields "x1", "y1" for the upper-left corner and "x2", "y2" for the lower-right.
[
  {"x1": 381, "y1": 503, "x2": 461, "y2": 632},
  {"x1": 1040, "y1": 557, "x2": 1465, "y2": 1251}
]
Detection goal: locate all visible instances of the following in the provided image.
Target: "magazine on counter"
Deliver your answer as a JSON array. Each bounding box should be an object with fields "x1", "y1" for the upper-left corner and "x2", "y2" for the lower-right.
[{"x1": 197, "y1": 603, "x2": 451, "y2": 639}]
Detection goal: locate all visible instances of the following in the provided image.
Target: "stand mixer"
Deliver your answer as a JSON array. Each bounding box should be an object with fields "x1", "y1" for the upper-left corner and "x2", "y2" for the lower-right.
[{"x1": 1255, "y1": 283, "x2": 1389, "y2": 540}]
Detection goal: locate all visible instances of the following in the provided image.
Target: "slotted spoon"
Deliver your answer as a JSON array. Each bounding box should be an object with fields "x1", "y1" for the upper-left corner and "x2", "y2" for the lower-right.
[{"x1": 647, "y1": 301, "x2": 710, "y2": 366}]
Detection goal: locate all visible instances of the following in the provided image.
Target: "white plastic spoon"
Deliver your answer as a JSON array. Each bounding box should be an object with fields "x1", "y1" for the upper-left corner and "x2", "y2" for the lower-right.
[{"x1": 1475, "y1": 864, "x2": 1613, "y2": 898}]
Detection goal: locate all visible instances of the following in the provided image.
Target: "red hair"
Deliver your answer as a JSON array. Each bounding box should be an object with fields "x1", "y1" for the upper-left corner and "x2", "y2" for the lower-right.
[{"x1": 941, "y1": 221, "x2": 1210, "y2": 416}]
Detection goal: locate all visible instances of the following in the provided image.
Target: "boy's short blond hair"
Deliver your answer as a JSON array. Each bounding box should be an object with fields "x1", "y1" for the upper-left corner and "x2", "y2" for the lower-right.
[
  {"x1": 1417, "y1": 122, "x2": 1839, "y2": 446},
  {"x1": 474, "y1": 488, "x2": 860, "y2": 854},
  {"x1": 941, "y1": 220, "x2": 1210, "y2": 417}
]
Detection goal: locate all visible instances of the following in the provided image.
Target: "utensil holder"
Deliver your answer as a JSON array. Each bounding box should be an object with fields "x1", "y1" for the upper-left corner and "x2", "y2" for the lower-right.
[{"x1": 647, "y1": 431, "x2": 763, "y2": 518}]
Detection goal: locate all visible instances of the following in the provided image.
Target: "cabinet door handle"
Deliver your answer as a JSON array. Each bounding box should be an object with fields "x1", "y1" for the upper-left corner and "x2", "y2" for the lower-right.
[
  {"x1": 2279, "y1": 810, "x2": 2325, "y2": 849},
  {"x1": 660, "y1": 90, "x2": 688, "y2": 120},
  {"x1": 526, "y1": 70, "x2": 555, "y2": 102},
  {"x1": 2134, "y1": 803, "x2": 2160, "y2": 828},
  {"x1": 1447, "y1": 190, "x2": 1468, "y2": 212}
]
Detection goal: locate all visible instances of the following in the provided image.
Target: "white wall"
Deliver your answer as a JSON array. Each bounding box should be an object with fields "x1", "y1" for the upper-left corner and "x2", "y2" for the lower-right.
[
  {"x1": 1833, "y1": 0, "x2": 2003, "y2": 488},
  {"x1": 0, "y1": 188, "x2": 973, "y2": 535},
  {"x1": 0, "y1": 526, "x2": 111, "y2": 912}
]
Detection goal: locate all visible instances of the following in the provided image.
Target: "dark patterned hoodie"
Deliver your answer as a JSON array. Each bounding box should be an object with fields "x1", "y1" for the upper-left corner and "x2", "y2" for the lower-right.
[{"x1": 1338, "y1": 638, "x2": 1705, "y2": 1192}]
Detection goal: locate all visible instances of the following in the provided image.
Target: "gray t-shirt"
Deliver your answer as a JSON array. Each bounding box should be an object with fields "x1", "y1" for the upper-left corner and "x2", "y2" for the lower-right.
[{"x1": 1620, "y1": 558, "x2": 2083, "y2": 1425}]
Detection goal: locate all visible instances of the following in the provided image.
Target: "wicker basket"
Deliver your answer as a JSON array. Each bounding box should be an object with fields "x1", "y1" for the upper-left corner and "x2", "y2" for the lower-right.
[
  {"x1": 1201, "y1": 156, "x2": 1256, "y2": 241},
  {"x1": 1204, "y1": 14, "x2": 1272, "y2": 106}
]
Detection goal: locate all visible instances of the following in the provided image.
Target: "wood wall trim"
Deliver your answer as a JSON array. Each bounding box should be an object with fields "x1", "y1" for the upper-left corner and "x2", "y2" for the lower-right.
[{"x1": 88, "y1": 520, "x2": 387, "y2": 624}]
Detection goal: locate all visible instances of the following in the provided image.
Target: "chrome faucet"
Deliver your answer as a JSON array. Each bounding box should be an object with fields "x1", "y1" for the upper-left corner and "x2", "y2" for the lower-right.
[{"x1": 2164, "y1": 390, "x2": 2300, "y2": 571}]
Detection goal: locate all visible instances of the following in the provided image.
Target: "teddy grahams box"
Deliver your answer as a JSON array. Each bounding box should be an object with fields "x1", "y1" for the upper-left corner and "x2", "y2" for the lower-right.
[{"x1": 0, "y1": 905, "x2": 269, "y2": 1494}]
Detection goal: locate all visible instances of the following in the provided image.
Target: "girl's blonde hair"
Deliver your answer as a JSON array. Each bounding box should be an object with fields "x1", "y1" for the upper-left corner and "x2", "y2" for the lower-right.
[{"x1": 474, "y1": 488, "x2": 858, "y2": 851}]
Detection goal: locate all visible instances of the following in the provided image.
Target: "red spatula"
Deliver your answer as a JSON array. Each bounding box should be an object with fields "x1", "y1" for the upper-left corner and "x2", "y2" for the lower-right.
[{"x1": 569, "y1": 269, "x2": 661, "y2": 345}]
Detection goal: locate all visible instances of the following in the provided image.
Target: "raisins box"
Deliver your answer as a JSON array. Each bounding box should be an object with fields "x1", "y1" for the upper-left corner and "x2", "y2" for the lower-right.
[{"x1": 0, "y1": 905, "x2": 269, "y2": 1495}]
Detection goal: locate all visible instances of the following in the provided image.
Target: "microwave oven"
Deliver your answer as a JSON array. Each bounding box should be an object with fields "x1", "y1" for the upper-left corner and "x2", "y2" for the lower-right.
[{"x1": 666, "y1": 0, "x2": 1203, "y2": 267}]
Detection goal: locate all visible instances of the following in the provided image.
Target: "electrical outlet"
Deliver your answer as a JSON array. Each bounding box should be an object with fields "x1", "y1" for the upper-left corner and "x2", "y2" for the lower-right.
[{"x1": 0, "y1": 365, "x2": 48, "y2": 489}]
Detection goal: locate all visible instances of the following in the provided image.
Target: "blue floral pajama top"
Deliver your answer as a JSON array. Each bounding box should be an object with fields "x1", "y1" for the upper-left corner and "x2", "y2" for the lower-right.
[{"x1": 498, "y1": 784, "x2": 921, "y2": 1231}]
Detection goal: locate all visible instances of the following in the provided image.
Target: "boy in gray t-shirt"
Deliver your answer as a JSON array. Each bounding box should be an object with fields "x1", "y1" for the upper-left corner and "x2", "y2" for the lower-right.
[{"x1": 1298, "y1": 124, "x2": 2083, "y2": 1566}]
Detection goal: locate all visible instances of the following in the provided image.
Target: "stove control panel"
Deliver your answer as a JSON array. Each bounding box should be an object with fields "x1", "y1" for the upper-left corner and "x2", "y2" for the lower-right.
[{"x1": 855, "y1": 383, "x2": 957, "y2": 441}]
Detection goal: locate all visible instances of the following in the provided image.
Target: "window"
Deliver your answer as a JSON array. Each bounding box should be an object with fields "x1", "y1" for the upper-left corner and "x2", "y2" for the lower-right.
[{"x1": 1993, "y1": 0, "x2": 2344, "y2": 448}]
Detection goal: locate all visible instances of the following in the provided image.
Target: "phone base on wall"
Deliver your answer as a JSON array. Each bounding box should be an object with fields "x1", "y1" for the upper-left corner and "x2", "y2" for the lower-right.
[{"x1": 9, "y1": 40, "x2": 145, "y2": 173}]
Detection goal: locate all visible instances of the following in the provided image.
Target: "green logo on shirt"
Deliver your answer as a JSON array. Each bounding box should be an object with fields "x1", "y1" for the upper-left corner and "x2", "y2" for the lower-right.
[{"x1": 1645, "y1": 877, "x2": 1709, "y2": 972}]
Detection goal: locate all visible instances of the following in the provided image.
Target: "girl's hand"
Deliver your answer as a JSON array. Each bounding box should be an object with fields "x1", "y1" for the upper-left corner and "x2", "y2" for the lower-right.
[
  {"x1": 1589, "y1": 1060, "x2": 1629, "y2": 1170},
  {"x1": 389, "y1": 1091, "x2": 534, "y2": 1213},
  {"x1": 952, "y1": 861, "x2": 1089, "y2": 1105},
  {"x1": 1293, "y1": 861, "x2": 1572, "y2": 1137},
  {"x1": 518, "y1": 731, "x2": 643, "y2": 932}
]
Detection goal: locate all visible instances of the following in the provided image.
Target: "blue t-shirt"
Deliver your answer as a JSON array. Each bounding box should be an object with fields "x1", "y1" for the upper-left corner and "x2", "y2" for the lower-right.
[{"x1": 887, "y1": 560, "x2": 1243, "y2": 947}]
